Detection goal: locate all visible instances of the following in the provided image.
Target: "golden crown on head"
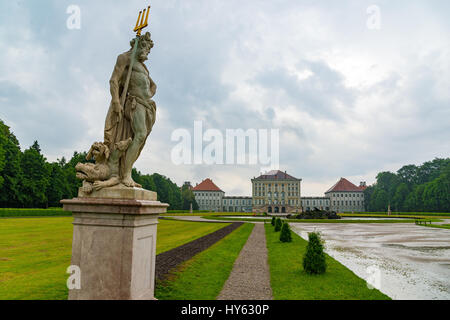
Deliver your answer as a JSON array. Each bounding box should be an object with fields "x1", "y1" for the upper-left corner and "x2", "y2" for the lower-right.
[{"x1": 134, "y1": 5, "x2": 150, "y2": 36}]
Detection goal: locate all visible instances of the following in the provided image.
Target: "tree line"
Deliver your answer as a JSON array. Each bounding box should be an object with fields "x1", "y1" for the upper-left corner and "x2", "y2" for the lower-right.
[
  {"x1": 364, "y1": 158, "x2": 450, "y2": 212},
  {"x1": 0, "y1": 119, "x2": 198, "y2": 210}
]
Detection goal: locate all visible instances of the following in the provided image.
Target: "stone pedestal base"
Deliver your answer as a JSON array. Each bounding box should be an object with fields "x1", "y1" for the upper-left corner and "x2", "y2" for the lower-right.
[{"x1": 61, "y1": 187, "x2": 168, "y2": 300}]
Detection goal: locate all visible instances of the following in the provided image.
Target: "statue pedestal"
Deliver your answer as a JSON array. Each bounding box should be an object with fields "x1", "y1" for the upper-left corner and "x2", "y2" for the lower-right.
[{"x1": 61, "y1": 187, "x2": 168, "y2": 300}]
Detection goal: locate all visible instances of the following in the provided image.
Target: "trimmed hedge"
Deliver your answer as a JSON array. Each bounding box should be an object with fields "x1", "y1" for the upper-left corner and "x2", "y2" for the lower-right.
[
  {"x1": 279, "y1": 222, "x2": 292, "y2": 243},
  {"x1": 274, "y1": 218, "x2": 282, "y2": 232},
  {"x1": 303, "y1": 232, "x2": 327, "y2": 275},
  {"x1": 0, "y1": 208, "x2": 71, "y2": 217}
]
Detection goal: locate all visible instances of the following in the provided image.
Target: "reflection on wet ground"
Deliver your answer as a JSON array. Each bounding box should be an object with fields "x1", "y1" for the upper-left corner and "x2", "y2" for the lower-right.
[{"x1": 291, "y1": 222, "x2": 450, "y2": 300}]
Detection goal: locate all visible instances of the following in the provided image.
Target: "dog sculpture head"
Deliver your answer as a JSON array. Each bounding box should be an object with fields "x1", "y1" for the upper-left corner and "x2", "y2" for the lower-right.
[{"x1": 86, "y1": 142, "x2": 110, "y2": 163}]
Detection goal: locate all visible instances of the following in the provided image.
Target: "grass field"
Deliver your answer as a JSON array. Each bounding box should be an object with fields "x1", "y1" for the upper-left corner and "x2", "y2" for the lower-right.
[
  {"x1": 155, "y1": 223, "x2": 254, "y2": 300},
  {"x1": 0, "y1": 217, "x2": 230, "y2": 300},
  {"x1": 264, "y1": 224, "x2": 390, "y2": 300}
]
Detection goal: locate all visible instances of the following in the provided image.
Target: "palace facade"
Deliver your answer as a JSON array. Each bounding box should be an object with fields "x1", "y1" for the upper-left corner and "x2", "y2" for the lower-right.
[
  {"x1": 191, "y1": 173, "x2": 366, "y2": 213},
  {"x1": 192, "y1": 178, "x2": 224, "y2": 212},
  {"x1": 251, "y1": 170, "x2": 302, "y2": 214}
]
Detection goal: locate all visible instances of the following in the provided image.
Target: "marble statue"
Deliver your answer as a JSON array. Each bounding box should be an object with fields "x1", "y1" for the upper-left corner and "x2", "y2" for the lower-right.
[{"x1": 77, "y1": 13, "x2": 156, "y2": 193}]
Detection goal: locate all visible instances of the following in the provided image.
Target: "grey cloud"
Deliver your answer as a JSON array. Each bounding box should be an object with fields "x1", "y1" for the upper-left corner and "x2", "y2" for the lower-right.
[{"x1": 253, "y1": 60, "x2": 355, "y2": 119}]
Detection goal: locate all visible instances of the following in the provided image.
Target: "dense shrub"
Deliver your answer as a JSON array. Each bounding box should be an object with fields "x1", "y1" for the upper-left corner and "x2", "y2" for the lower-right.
[
  {"x1": 271, "y1": 216, "x2": 276, "y2": 226},
  {"x1": 279, "y1": 222, "x2": 292, "y2": 242},
  {"x1": 0, "y1": 208, "x2": 71, "y2": 217},
  {"x1": 274, "y1": 218, "x2": 282, "y2": 232},
  {"x1": 303, "y1": 232, "x2": 327, "y2": 274}
]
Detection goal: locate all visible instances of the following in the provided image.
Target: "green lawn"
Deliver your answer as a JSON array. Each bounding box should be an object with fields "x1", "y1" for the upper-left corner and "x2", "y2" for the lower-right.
[
  {"x1": 265, "y1": 224, "x2": 390, "y2": 300},
  {"x1": 0, "y1": 217, "x2": 230, "y2": 300},
  {"x1": 155, "y1": 223, "x2": 254, "y2": 300}
]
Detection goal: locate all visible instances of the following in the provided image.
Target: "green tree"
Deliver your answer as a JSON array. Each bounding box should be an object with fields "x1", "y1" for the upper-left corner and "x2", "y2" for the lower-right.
[
  {"x1": 423, "y1": 166, "x2": 450, "y2": 212},
  {"x1": 397, "y1": 164, "x2": 419, "y2": 186},
  {"x1": 364, "y1": 157, "x2": 450, "y2": 213},
  {"x1": 369, "y1": 189, "x2": 389, "y2": 212},
  {"x1": 0, "y1": 120, "x2": 22, "y2": 207},
  {"x1": 417, "y1": 158, "x2": 450, "y2": 185},
  {"x1": 392, "y1": 183, "x2": 409, "y2": 211},
  {"x1": 303, "y1": 232, "x2": 327, "y2": 275},
  {"x1": 274, "y1": 218, "x2": 282, "y2": 232},
  {"x1": 363, "y1": 186, "x2": 375, "y2": 211},
  {"x1": 280, "y1": 222, "x2": 292, "y2": 242},
  {"x1": 19, "y1": 141, "x2": 51, "y2": 208},
  {"x1": 405, "y1": 184, "x2": 425, "y2": 212},
  {"x1": 46, "y1": 161, "x2": 70, "y2": 207},
  {"x1": 0, "y1": 125, "x2": 5, "y2": 189},
  {"x1": 376, "y1": 171, "x2": 399, "y2": 202},
  {"x1": 181, "y1": 184, "x2": 199, "y2": 211}
]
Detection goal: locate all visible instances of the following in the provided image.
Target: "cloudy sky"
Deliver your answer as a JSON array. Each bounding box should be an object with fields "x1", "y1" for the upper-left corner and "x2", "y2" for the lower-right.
[{"x1": 0, "y1": 0, "x2": 449, "y2": 196}]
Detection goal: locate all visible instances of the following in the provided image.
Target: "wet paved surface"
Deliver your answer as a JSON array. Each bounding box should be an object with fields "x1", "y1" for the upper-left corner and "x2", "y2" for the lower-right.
[{"x1": 291, "y1": 222, "x2": 450, "y2": 300}]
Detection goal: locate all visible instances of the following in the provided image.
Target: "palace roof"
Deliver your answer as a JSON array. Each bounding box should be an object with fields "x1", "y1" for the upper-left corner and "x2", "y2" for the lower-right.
[
  {"x1": 253, "y1": 170, "x2": 300, "y2": 181},
  {"x1": 192, "y1": 178, "x2": 223, "y2": 192},
  {"x1": 325, "y1": 178, "x2": 366, "y2": 193}
]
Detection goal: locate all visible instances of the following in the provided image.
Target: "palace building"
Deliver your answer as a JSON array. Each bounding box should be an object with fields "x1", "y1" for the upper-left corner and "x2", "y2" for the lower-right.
[
  {"x1": 324, "y1": 178, "x2": 366, "y2": 213},
  {"x1": 192, "y1": 178, "x2": 225, "y2": 212},
  {"x1": 301, "y1": 197, "x2": 331, "y2": 211},
  {"x1": 251, "y1": 170, "x2": 302, "y2": 214},
  {"x1": 191, "y1": 174, "x2": 366, "y2": 214},
  {"x1": 223, "y1": 196, "x2": 252, "y2": 212}
]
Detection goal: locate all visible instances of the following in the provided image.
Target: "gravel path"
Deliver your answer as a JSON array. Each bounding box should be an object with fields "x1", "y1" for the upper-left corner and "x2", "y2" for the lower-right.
[{"x1": 217, "y1": 224, "x2": 273, "y2": 300}]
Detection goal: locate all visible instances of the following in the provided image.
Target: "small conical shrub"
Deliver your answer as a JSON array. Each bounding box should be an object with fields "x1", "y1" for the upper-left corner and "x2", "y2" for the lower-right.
[
  {"x1": 280, "y1": 222, "x2": 292, "y2": 242},
  {"x1": 271, "y1": 217, "x2": 276, "y2": 226},
  {"x1": 274, "y1": 218, "x2": 282, "y2": 232},
  {"x1": 303, "y1": 232, "x2": 327, "y2": 274}
]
